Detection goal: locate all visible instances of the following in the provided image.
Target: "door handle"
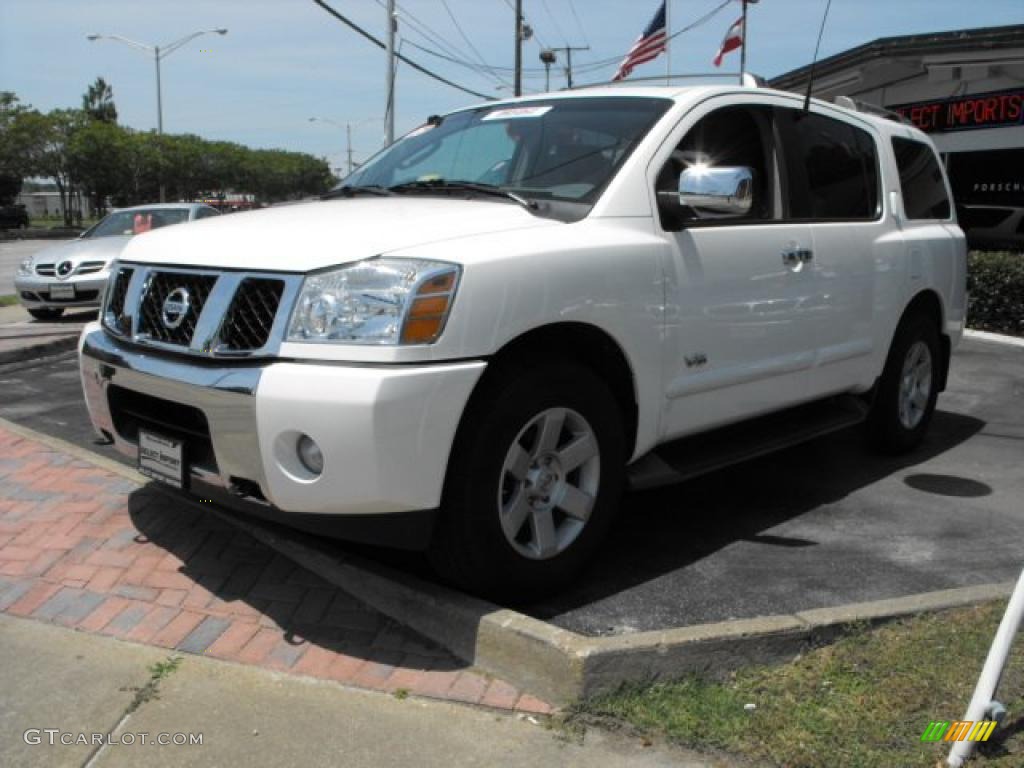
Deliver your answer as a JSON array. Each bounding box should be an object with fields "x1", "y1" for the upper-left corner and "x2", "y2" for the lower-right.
[{"x1": 782, "y1": 248, "x2": 813, "y2": 266}]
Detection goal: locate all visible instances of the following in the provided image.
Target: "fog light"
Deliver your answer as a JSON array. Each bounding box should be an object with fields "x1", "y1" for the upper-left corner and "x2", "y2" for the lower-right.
[{"x1": 296, "y1": 435, "x2": 323, "y2": 475}]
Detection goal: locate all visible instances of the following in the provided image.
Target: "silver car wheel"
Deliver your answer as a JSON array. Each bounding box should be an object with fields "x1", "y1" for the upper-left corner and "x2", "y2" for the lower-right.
[
  {"x1": 498, "y1": 407, "x2": 601, "y2": 561},
  {"x1": 898, "y1": 340, "x2": 932, "y2": 430}
]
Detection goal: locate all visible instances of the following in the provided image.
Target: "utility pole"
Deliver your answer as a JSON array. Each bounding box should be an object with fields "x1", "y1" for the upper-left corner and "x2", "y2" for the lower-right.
[
  {"x1": 547, "y1": 45, "x2": 589, "y2": 90},
  {"x1": 514, "y1": 0, "x2": 523, "y2": 97},
  {"x1": 385, "y1": 0, "x2": 396, "y2": 145},
  {"x1": 154, "y1": 45, "x2": 164, "y2": 201},
  {"x1": 346, "y1": 123, "x2": 354, "y2": 175}
]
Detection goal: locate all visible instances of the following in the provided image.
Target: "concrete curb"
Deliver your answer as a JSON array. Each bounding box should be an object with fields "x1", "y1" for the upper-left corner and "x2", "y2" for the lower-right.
[
  {"x1": 964, "y1": 329, "x2": 1024, "y2": 348},
  {"x1": 0, "y1": 333, "x2": 78, "y2": 365},
  {"x1": 0, "y1": 415, "x2": 1014, "y2": 706}
]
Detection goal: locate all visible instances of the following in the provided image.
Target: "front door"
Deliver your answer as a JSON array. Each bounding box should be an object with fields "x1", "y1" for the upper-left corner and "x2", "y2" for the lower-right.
[{"x1": 655, "y1": 102, "x2": 818, "y2": 440}]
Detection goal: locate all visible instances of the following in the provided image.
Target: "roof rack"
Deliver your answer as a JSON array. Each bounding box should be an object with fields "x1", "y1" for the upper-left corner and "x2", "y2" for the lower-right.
[
  {"x1": 567, "y1": 72, "x2": 766, "y2": 90},
  {"x1": 833, "y1": 95, "x2": 912, "y2": 125}
]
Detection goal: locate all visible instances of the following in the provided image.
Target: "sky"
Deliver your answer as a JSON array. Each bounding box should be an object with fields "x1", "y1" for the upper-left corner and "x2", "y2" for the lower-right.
[{"x1": 2, "y1": 0, "x2": 1022, "y2": 174}]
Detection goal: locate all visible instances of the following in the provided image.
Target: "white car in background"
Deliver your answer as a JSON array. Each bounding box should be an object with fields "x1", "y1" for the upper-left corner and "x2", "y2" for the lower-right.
[{"x1": 15, "y1": 203, "x2": 220, "y2": 320}]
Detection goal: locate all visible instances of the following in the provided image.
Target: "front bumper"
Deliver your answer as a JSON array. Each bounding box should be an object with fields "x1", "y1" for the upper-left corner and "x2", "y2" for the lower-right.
[
  {"x1": 79, "y1": 323, "x2": 486, "y2": 517},
  {"x1": 15, "y1": 273, "x2": 109, "y2": 309}
]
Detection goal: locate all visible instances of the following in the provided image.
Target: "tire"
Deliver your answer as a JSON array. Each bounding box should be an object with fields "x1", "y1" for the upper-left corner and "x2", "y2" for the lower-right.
[
  {"x1": 429, "y1": 362, "x2": 625, "y2": 601},
  {"x1": 867, "y1": 311, "x2": 941, "y2": 454},
  {"x1": 27, "y1": 307, "x2": 64, "y2": 321}
]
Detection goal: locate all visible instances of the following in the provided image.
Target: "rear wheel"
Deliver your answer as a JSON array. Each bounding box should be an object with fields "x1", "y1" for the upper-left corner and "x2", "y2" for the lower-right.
[
  {"x1": 27, "y1": 307, "x2": 64, "y2": 321},
  {"x1": 429, "y1": 362, "x2": 625, "y2": 601},
  {"x1": 868, "y1": 311, "x2": 941, "y2": 454}
]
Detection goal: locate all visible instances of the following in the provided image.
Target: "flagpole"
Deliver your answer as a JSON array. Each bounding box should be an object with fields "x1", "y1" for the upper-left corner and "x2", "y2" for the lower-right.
[
  {"x1": 665, "y1": 0, "x2": 671, "y2": 85},
  {"x1": 739, "y1": 0, "x2": 748, "y2": 84}
]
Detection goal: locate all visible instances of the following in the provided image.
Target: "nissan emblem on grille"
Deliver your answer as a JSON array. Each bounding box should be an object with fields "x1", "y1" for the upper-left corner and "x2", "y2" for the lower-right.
[
  {"x1": 161, "y1": 287, "x2": 191, "y2": 330},
  {"x1": 57, "y1": 260, "x2": 73, "y2": 278}
]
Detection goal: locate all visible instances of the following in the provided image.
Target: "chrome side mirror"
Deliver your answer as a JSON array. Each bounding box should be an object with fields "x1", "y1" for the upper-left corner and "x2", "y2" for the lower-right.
[{"x1": 679, "y1": 165, "x2": 754, "y2": 219}]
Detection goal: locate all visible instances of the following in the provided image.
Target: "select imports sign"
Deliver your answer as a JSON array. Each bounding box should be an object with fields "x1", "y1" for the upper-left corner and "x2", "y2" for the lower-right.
[{"x1": 890, "y1": 88, "x2": 1024, "y2": 133}]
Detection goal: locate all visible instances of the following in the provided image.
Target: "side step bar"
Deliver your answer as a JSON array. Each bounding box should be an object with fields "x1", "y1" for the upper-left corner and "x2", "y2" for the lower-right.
[{"x1": 627, "y1": 395, "x2": 870, "y2": 491}]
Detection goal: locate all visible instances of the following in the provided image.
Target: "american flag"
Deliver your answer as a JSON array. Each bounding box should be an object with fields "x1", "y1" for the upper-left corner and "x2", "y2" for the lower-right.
[{"x1": 612, "y1": 1, "x2": 668, "y2": 82}]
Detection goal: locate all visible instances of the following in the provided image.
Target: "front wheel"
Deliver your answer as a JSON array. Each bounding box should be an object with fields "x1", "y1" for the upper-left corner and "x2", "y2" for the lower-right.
[
  {"x1": 868, "y1": 311, "x2": 941, "y2": 454},
  {"x1": 429, "y1": 363, "x2": 625, "y2": 601}
]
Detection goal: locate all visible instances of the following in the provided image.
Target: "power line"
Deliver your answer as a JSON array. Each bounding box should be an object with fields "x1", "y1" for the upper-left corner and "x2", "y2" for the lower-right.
[
  {"x1": 566, "y1": 0, "x2": 590, "y2": 47},
  {"x1": 538, "y1": 0, "x2": 569, "y2": 44},
  {"x1": 380, "y1": 0, "x2": 506, "y2": 87},
  {"x1": 311, "y1": 0, "x2": 493, "y2": 100},
  {"x1": 439, "y1": 0, "x2": 512, "y2": 87}
]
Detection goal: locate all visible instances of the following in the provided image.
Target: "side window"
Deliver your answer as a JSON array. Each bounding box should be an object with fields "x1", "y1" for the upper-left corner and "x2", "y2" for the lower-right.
[
  {"x1": 195, "y1": 207, "x2": 221, "y2": 219},
  {"x1": 776, "y1": 109, "x2": 879, "y2": 220},
  {"x1": 892, "y1": 137, "x2": 951, "y2": 220},
  {"x1": 656, "y1": 105, "x2": 774, "y2": 225}
]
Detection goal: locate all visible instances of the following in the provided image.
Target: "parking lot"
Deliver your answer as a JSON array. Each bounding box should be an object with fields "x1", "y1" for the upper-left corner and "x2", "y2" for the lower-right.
[{"x1": 2, "y1": 335, "x2": 1021, "y2": 639}]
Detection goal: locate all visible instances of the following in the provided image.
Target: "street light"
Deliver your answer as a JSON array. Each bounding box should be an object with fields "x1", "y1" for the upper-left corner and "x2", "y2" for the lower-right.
[{"x1": 87, "y1": 28, "x2": 228, "y2": 200}]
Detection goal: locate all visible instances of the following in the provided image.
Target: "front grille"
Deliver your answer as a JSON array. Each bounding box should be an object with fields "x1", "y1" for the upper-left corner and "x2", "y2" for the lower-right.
[
  {"x1": 103, "y1": 265, "x2": 298, "y2": 358},
  {"x1": 78, "y1": 260, "x2": 106, "y2": 275},
  {"x1": 36, "y1": 264, "x2": 55, "y2": 276},
  {"x1": 220, "y1": 278, "x2": 285, "y2": 351},
  {"x1": 107, "y1": 267, "x2": 134, "y2": 334},
  {"x1": 139, "y1": 271, "x2": 216, "y2": 346}
]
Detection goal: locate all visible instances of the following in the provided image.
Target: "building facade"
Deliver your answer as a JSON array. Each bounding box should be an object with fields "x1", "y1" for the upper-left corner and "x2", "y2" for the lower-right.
[{"x1": 771, "y1": 25, "x2": 1024, "y2": 249}]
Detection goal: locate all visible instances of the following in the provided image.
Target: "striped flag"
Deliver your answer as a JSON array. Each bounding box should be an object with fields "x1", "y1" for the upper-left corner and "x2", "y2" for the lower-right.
[
  {"x1": 612, "y1": 1, "x2": 668, "y2": 82},
  {"x1": 713, "y1": 15, "x2": 744, "y2": 67}
]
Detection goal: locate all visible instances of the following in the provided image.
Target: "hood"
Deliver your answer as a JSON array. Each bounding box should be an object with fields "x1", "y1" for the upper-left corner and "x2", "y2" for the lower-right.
[
  {"x1": 117, "y1": 197, "x2": 559, "y2": 272},
  {"x1": 30, "y1": 235, "x2": 132, "y2": 267}
]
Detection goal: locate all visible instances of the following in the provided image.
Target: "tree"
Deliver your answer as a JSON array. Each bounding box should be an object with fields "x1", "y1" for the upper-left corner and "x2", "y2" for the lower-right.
[
  {"x1": 0, "y1": 92, "x2": 42, "y2": 204},
  {"x1": 70, "y1": 120, "x2": 130, "y2": 215},
  {"x1": 33, "y1": 109, "x2": 87, "y2": 226},
  {"x1": 82, "y1": 77, "x2": 117, "y2": 124}
]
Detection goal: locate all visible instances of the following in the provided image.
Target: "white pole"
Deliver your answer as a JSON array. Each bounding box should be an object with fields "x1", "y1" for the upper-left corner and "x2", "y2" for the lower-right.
[
  {"x1": 948, "y1": 566, "x2": 1024, "y2": 767},
  {"x1": 385, "y1": 0, "x2": 396, "y2": 145},
  {"x1": 664, "y1": 0, "x2": 671, "y2": 85}
]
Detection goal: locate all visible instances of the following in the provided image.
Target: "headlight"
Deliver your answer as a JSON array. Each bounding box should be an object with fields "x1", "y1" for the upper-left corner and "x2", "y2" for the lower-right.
[
  {"x1": 287, "y1": 258, "x2": 460, "y2": 345},
  {"x1": 16, "y1": 258, "x2": 33, "y2": 276}
]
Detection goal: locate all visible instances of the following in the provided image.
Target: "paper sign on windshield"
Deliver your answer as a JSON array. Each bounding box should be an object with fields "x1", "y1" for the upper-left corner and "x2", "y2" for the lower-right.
[{"x1": 482, "y1": 106, "x2": 553, "y2": 121}]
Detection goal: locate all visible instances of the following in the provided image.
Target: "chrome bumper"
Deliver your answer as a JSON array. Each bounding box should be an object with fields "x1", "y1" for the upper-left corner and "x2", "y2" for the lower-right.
[{"x1": 79, "y1": 324, "x2": 265, "y2": 492}]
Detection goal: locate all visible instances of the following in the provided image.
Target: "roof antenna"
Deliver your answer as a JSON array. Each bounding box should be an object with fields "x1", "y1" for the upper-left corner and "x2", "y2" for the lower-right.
[{"x1": 803, "y1": 0, "x2": 834, "y2": 112}]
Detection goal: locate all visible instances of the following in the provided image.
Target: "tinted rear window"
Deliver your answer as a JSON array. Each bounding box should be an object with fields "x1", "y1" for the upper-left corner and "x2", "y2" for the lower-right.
[
  {"x1": 892, "y1": 137, "x2": 951, "y2": 220},
  {"x1": 777, "y1": 109, "x2": 880, "y2": 220}
]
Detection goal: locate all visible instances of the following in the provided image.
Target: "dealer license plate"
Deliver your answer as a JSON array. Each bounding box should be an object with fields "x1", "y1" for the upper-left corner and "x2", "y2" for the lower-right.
[
  {"x1": 49, "y1": 283, "x2": 75, "y2": 300},
  {"x1": 137, "y1": 429, "x2": 185, "y2": 489}
]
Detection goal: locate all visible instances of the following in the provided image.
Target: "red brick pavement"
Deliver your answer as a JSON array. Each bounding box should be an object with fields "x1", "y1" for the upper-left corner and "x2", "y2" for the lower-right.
[{"x1": 0, "y1": 427, "x2": 552, "y2": 714}]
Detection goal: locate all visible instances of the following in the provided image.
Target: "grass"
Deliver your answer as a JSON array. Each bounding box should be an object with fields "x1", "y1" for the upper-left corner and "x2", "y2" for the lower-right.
[
  {"x1": 0, "y1": 294, "x2": 18, "y2": 307},
  {"x1": 569, "y1": 602, "x2": 1024, "y2": 768}
]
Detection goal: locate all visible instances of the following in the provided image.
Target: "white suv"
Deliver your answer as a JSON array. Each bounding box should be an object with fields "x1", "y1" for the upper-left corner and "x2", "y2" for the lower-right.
[{"x1": 79, "y1": 86, "x2": 966, "y2": 598}]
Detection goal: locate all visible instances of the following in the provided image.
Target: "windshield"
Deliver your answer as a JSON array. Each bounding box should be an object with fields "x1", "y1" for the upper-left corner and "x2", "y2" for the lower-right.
[
  {"x1": 86, "y1": 208, "x2": 190, "y2": 238},
  {"x1": 339, "y1": 97, "x2": 672, "y2": 206}
]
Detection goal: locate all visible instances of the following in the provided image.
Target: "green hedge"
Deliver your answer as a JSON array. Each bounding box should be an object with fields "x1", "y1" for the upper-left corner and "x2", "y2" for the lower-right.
[{"x1": 967, "y1": 251, "x2": 1024, "y2": 337}]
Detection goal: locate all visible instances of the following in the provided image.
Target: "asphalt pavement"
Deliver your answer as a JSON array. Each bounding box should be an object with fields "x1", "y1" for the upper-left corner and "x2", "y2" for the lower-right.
[
  {"x1": 0, "y1": 239, "x2": 63, "y2": 296},
  {"x1": 1, "y1": 338, "x2": 1021, "y2": 637}
]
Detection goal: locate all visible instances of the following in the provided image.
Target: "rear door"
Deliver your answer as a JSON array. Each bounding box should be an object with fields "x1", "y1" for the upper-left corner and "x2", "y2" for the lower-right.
[{"x1": 774, "y1": 107, "x2": 891, "y2": 397}]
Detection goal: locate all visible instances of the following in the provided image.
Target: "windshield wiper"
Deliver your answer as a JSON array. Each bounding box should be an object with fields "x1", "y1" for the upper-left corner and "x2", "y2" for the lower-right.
[
  {"x1": 321, "y1": 185, "x2": 394, "y2": 200},
  {"x1": 388, "y1": 179, "x2": 538, "y2": 211}
]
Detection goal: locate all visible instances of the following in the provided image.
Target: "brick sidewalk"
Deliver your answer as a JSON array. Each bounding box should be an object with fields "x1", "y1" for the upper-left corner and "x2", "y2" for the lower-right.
[{"x1": 0, "y1": 426, "x2": 551, "y2": 714}]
